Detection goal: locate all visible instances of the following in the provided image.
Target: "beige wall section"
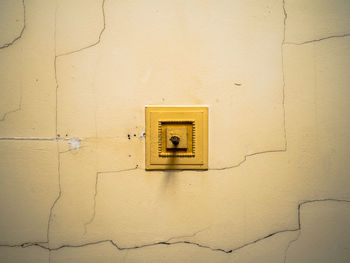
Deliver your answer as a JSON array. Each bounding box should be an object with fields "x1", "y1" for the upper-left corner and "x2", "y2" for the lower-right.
[
  {"x1": 0, "y1": 0, "x2": 349, "y2": 262},
  {"x1": 0, "y1": 0, "x2": 56, "y2": 137}
]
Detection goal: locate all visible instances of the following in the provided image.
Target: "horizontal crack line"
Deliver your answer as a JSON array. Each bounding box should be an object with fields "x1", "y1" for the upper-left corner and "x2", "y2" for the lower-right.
[
  {"x1": 209, "y1": 148, "x2": 286, "y2": 170},
  {"x1": 0, "y1": 137, "x2": 68, "y2": 141},
  {"x1": 2, "y1": 199, "x2": 348, "y2": 256},
  {"x1": 285, "y1": 33, "x2": 350, "y2": 45}
]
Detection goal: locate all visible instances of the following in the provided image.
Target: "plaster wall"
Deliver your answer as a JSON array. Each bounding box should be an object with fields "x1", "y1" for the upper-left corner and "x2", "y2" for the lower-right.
[{"x1": 0, "y1": 0, "x2": 350, "y2": 262}]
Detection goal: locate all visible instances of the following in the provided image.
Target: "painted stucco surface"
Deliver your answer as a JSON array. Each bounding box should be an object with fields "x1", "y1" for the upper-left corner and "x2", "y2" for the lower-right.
[{"x1": 1, "y1": 0, "x2": 350, "y2": 262}]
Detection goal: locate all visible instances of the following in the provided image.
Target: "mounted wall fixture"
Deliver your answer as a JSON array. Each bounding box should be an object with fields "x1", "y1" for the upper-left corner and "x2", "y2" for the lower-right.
[{"x1": 145, "y1": 106, "x2": 208, "y2": 170}]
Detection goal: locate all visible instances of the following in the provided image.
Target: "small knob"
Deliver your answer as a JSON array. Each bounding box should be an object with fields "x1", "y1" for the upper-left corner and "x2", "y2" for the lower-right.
[{"x1": 170, "y1": 135, "x2": 180, "y2": 146}]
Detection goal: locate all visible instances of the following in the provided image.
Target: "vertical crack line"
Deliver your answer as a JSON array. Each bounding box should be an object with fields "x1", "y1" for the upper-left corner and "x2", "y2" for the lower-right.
[
  {"x1": 54, "y1": 0, "x2": 106, "y2": 137},
  {"x1": 283, "y1": 231, "x2": 301, "y2": 263},
  {"x1": 54, "y1": 55, "x2": 58, "y2": 137},
  {"x1": 83, "y1": 171, "x2": 99, "y2": 234},
  {"x1": 0, "y1": 0, "x2": 26, "y2": 121},
  {"x1": 281, "y1": 0, "x2": 288, "y2": 150},
  {"x1": 210, "y1": 0, "x2": 288, "y2": 171},
  {"x1": 83, "y1": 167, "x2": 139, "y2": 234},
  {"x1": 46, "y1": 142, "x2": 62, "y2": 247},
  {"x1": 54, "y1": 0, "x2": 58, "y2": 137},
  {"x1": 56, "y1": 0, "x2": 106, "y2": 58},
  {"x1": 51, "y1": 3, "x2": 62, "y2": 248},
  {"x1": 0, "y1": 0, "x2": 26, "y2": 50},
  {"x1": 0, "y1": 82, "x2": 22, "y2": 122},
  {"x1": 282, "y1": 198, "x2": 350, "y2": 263}
]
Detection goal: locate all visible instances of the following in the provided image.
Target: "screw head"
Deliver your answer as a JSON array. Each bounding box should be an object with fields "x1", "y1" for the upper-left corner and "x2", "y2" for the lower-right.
[{"x1": 170, "y1": 135, "x2": 180, "y2": 146}]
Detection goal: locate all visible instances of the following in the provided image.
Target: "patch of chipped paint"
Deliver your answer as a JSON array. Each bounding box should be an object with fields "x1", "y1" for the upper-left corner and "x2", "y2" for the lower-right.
[
  {"x1": 69, "y1": 138, "x2": 81, "y2": 150},
  {"x1": 140, "y1": 130, "x2": 146, "y2": 138},
  {"x1": 141, "y1": 67, "x2": 152, "y2": 83}
]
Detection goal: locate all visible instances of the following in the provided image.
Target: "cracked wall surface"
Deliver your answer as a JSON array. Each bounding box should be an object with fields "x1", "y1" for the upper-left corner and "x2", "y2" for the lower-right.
[
  {"x1": 0, "y1": 0, "x2": 24, "y2": 49},
  {"x1": 1, "y1": 0, "x2": 350, "y2": 262}
]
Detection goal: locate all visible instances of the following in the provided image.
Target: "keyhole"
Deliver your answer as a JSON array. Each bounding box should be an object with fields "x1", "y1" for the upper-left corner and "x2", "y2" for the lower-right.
[{"x1": 170, "y1": 136, "x2": 180, "y2": 146}]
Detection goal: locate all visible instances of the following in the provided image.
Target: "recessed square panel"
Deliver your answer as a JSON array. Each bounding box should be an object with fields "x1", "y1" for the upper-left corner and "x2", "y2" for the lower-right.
[
  {"x1": 145, "y1": 106, "x2": 208, "y2": 170},
  {"x1": 166, "y1": 127, "x2": 188, "y2": 150},
  {"x1": 159, "y1": 120, "x2": 194, "y2": 157}
]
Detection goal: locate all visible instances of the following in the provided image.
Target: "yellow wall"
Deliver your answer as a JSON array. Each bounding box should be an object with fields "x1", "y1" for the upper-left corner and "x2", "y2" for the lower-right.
[{"x1": 1, "y1": 0, "x2": 350, "y2": 262}]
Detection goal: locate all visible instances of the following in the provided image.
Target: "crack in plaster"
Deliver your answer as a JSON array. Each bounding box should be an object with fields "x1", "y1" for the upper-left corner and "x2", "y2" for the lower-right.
[
  {"x1": 210, "y1": 0, "x2": 288, "y2": 171},
  {"x1": 83, "y1": 166, "x2": 140, "y2": 234},
  {"x1": 285, "y1": 33, "x2": 350, "y2": 45},
  {"x1": 2, "y1": 1, "x2": 349, "y2": 261},
  {"x1": 283, "y1": 230, "x2": 300, "y2": 263},
  {"x1": 84, "y1": 166, "x2": 220, "y2": 235},
  {"x1": 45, "y1": 142, "x2": 88, "y2": 249},
  {"x1": 0, "y1": 0, "x2": 26, "y2": 50},
  {"x1": 0, "y1": 0, "x2": 25, "y2": 122},
  {"x1": 209, "y1": 149, "x2": 287, "y2": 170},
  {"x1": 54, "y1": 0, "x2": 106, "y2": 137},
  {"x1": 55, "y1": 0, "x2": 106, "y2": 58},
  {"x1": 54, "y1": 54, "x2": 58, "y2": 136},
  {"x1": 1, "y1": 199, "x2": 349, "y2": 259},
  {"x1": 282, "y1": 199, "x2": 350, "y2": 263},
  {"x1": 0, "y1": 85, "x2": 22, "y2": 122},
  {"x1": 36, "y1": 2, "x2": 349, "y2": 257},
  {"x1": 46, "y1": 143, "x2": 62, "y2": 246},
  {"x1": 0, "y1": 136, "x2": 123, "y2": 141},
  {"x1": 47, "y1": 0, "x2": 107, "y2": 242},
  {"x1": 162, "y1": 227, "x2": 210, "y2": 243},
  {"x1": 47, "y1": 0, "x2": 286, "y2": 254},
  {"x1": 212, "y1": 1, "x2": 349, "y2": 171},
  {"x1": 0, "y1": 137, "x2": 67, "y2": 141}
]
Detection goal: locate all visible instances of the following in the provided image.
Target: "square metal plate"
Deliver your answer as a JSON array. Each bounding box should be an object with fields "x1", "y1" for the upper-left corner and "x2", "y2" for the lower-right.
[{"x1": 145, "y1": 106, "x2": 208, "y2": 170}]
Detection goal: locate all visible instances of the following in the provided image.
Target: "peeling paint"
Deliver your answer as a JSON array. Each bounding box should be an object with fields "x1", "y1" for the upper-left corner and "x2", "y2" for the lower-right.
[
  {"x1": 141, "y1": 67, "x2": 152, "y2": 84},
  {"x1": 69, "y1": 138, "x2": 81, "y2": 150},
  {"x1": 139, "y1": 130, "x2": 146, "y2": 138}
]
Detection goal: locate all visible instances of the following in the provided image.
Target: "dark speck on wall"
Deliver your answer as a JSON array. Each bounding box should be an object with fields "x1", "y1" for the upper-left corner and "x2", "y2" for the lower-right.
[{"x1": 128, "y1": 134, "x2": 131, "y2": 140}]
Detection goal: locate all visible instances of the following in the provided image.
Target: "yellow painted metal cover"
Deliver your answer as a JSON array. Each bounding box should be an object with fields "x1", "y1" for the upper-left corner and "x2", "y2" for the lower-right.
[{"x1": 145, "y1": 106, "x2": 208, "y2": 170}]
